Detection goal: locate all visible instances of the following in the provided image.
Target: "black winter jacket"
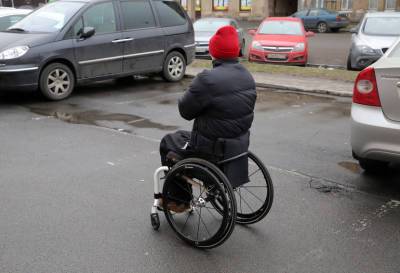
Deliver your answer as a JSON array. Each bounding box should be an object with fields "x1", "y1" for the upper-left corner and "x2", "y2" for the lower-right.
[{"x1": 178, "y1": 59, "x2": 257, "y2": 141}]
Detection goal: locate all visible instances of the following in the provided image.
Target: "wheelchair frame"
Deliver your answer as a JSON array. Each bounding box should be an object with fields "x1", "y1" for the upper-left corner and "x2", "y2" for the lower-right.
[{"x1": 150, "y1": 151, "x2": 274, "y2": 248}]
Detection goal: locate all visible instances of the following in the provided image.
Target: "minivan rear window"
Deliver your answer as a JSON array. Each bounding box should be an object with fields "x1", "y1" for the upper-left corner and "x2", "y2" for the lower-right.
[
  {"x1": 154, "y1": 1, "x2": 186, "y2": 27},
  {"x1": 121, "y1": 0, "x2": 156, "y2": 30},
  {"x1": 10, "y1": 1, "x2": 84, "y2": 33}
]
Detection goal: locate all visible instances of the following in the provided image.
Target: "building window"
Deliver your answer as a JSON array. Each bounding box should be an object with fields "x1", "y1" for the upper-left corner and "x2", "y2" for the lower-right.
[
  {"x1": 240, "y1": 0, "x2": 251, "y2": 11},
  {"x1": 341, "y1": 0, "x2": 352, "y2": 10},
  {"x1": 369, "y1": 0, "x2": 378, "y2": 9},
  {"x1": 180, "y1": 0, "x2": 187, "y2": 10},
  {"x1": 196, "y1": 0, "x2": 201, "y2": 11},
  {"x1": 213, "y1": 0, "x2": 229, "y2": 11},
  {"x1": 314, "y1": 0, "x2": 324, "y2": 8},
  {"x1": 385, "y1": 0, "x2": 396, "y2": 10}
]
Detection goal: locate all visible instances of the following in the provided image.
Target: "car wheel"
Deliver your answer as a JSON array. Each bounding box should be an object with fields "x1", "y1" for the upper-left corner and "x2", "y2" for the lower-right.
[
  {"x1": 358, "y1": 158, "x2": 389, "y2": 173},
  {"x1": 239, "y1": 40, "x2": 245, "y2": 57},
  {"x1": 39, "y1": 63, "x2": 75, "y2": 101},
  {"x1": 347, "y1": 54, "x2": 353, "y2": 71},
  {"x1": 317, "y1": 22, "x2": 328, "y2": 33},
  {"x1": 162, "y1": 51, "x2": 186, "y2": 82}
]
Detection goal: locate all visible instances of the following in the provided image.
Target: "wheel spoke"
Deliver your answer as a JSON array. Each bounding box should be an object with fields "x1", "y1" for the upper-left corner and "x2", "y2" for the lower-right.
[
  {"x1": 196, "y1": 207, "x2": 201, "y2": 241},
  {"x1": 248, "y1": 168, "x2": 261, "y2": 178},
  {"x1": 236, "y1": 189, "x2": 255, "y2": 212},
  {"x1": 196, "y1": 208, "x2": 211, "y2": 237},
  {"x1": 180, "y1": 213, "x2": 192, "y2": 234},
  {"x1": 242, "y1": 186, "x2": 265, "y2": 203}
]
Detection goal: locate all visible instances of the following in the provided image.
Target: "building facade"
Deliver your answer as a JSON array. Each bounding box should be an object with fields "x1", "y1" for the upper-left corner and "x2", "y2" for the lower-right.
[
  {"x1": 181, "y1": 0, "x2": 400, "y2": 21},
  {"x1": 1, "y1": 0, "x2": 399, "y2": 22}
]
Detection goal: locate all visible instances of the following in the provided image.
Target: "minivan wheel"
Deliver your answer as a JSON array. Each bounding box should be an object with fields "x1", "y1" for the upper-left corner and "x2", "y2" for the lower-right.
[
  {"x1": 40, "y1": 63, "x2": 75, "y2": 101},
  {"x1": 162, "y1": 51, "x2": 186, "y2": 82},
  {"x1": 358, "y1": 158, "x2": 389, "y2": 173}
]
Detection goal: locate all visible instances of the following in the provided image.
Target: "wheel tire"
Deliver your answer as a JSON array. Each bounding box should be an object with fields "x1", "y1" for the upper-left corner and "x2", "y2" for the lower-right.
[
  {"x1": 163, "y1": 158, "x2": 236, "y2": 249},
  {"x1": 39, "y1": 63, "x2": 75, "y2": 101},
  {"x1": 317, "y1": 22, "x2": 328, "y2": 33},
  {"x1": 239, "y1": 40, "x2": 245, "y2": 57},
  {"x1": 235, "y1": 152, "x2": 274, "y2": 225},
  {"x1": 358, "y1": 158, "x2": 389, "y2": 173},
  {"x1": 347, "y1": 54, "x2": 353, "y2": 71},
  {"x1": 162, "y1": 51, "x2": 186, "y2": 82}
]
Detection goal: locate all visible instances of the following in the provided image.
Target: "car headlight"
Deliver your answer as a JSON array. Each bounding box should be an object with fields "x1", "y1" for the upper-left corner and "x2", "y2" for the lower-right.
[
  {"x1": 0, "y1": 46, "x2": 29, "y2": 60},
  {"x1": 292, "y1": 43, "x2": 305, "y2": 52},
  {"x1": 252, "y1": 41, "x2": 263, "y2": 51},
  {"x1": 358, "y1": 45, "x2": 378, "y2": 55}
]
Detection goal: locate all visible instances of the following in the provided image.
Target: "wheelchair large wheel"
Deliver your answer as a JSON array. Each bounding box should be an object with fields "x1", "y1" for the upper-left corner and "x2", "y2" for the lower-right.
[
  {"x1": 235, "y1": 151, "x2": 274, "y2": 225},
  {"x1": 162, "y1": 158, "x2": 237, "y2": 249}
]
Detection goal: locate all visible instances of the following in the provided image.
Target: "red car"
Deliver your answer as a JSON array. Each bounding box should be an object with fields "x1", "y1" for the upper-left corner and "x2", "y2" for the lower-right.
[{"x1": 248, "y1": 17, "x2": 314, "y2": 66}]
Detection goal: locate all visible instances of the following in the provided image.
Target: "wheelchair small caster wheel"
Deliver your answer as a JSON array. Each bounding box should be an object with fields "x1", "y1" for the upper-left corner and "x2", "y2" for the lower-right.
[{"x1": 150, "y1": 213, "x2": 160, "y2": 230}]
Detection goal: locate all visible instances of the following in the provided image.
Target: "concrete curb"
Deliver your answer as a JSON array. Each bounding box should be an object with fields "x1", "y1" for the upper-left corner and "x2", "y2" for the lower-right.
[{"x1": 184, "y1": 73, "x2": 353, "y2": 98}]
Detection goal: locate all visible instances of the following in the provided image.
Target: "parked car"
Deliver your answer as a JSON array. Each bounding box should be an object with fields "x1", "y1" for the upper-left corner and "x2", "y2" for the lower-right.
[
  {"x1": 0, "y1": 7, "x2": 30, "y2": 31},
  {"x1": 351, "y1": 38, "x2": 400, "y2": 172},
  {"x1": 347, "y1": 12, "x2": 400, "y2": 71},
  {"x1": 0, "y1": 0, "x2": 194, "y2": 101},
  {"x1": 193, "y1": 17, "x2": 245, "y2": 58},
  {"x1": 248, "y1": 17, "x2": 314, "y2": 66},
  {"x1": 292, "y1": 8, "x2": 349, "y2": 33}
]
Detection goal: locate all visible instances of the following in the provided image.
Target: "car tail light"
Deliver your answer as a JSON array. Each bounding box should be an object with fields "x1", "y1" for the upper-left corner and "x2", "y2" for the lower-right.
[
  {"x1": 336, "y1": 16, "x2": 342, "y2": 21},
  {"x1": 353, "y1": 67, "x2": 381, "y2": 107}
]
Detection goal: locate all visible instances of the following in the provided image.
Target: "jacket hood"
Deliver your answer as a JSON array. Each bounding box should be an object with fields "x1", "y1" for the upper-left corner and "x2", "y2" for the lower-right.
[{"x1": 0, "y1": 32, "x2": 55, "y2": 50}]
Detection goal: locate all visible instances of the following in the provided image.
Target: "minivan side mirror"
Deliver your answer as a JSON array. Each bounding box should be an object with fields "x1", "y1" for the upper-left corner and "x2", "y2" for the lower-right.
[
  {"x1": 248, "y1": 29, "x2": 256, "y2": 36},
  {"x1": 78, "y1": 27, "x2": 95, "y2": 39}
]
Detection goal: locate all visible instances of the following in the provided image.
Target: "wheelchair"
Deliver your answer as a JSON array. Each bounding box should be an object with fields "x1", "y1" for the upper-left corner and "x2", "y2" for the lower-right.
[{"x1": 150, "y1": 151, "x2": 274, "y2": 249}]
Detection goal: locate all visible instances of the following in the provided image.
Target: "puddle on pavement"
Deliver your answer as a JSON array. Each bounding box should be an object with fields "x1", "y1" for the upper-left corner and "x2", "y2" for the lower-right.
[
  {"x1": 29, "y1": 104, "x2": 178, "y2": 132},
  {"x1": 338, "y1": 161, "x2": 362, "y2": 174}
]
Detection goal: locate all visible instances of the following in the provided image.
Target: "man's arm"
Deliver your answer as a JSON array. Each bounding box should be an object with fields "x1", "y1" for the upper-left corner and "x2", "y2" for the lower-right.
[{"x1": 178, "y1": 72, "x2": 211, "y2": 121}]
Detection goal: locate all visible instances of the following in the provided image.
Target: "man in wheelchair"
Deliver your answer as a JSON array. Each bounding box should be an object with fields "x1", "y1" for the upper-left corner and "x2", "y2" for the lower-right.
[{"x1": 159, "y1": 26, "x2": 257, "y2": 213}]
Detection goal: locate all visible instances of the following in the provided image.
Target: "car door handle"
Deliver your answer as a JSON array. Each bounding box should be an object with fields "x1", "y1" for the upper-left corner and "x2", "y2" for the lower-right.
[
  {"x1": 396, "y1": 82, "x2": 400, "y2": 88},
  {"x1": 112, "y1": 38, "x2": 134, "y2": 43}
]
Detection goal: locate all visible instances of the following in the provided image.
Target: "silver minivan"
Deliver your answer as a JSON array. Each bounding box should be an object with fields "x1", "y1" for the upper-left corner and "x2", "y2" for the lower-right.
[{"x1": 347, "y1": 12, "x2": 400, "y2": 71}]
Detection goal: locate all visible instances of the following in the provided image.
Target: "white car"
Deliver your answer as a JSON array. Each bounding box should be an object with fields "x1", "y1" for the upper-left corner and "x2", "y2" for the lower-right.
[
  {"x1": 351, "y1": 38, "x2": 400, "y2": 172},
  {"x1": 0, "y1": 7, "x2": 31, "y2": 31}
]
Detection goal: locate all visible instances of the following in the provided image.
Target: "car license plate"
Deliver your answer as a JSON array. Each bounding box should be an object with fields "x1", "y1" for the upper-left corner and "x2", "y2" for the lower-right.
[
  {"x1": 267, "y1": 53, "x2": 287, "y2": 60},
  {"x1": 196, "y1": 47, "x2": 208, "y2": 53}
]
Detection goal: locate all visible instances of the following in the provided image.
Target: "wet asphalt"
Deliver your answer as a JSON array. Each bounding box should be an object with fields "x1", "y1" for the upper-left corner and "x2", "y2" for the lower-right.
[{"x1": 0, "y1": 78, "x2": 399, "y2": 273}]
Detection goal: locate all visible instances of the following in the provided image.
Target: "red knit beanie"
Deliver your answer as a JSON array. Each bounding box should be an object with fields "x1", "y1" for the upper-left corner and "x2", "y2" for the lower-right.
[{"x1": 209, "y1": 25, "x2": 240, "y2": 60}]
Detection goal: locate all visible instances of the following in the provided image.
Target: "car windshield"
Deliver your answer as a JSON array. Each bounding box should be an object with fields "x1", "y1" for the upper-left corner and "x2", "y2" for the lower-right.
[
  {"x1": 8, "y1": 1, "x2": 84, "y2": 33},
  {"x1": 259, "y1": 21, "x2": 302, "y2": 35},
  {"x1": 363, "y1": 17, "x2": 400, "y2": 36},
  {"x1": 194, "y1": 20, "x2": 229, "y2": 32}
]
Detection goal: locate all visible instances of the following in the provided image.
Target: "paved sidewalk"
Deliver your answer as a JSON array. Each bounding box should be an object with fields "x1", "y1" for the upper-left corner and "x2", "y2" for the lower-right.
[{"x1": 186, "y1": 66, "x2": 354, "y2": 98}]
